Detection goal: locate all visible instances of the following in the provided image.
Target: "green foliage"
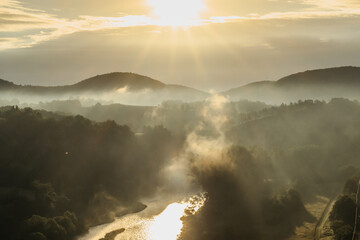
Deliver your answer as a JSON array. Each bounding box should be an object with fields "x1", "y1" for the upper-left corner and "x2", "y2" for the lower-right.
[
  {"x1": 330, "y1": 182, "x2": 360, "y2": 240},
  {"x1": 24, "y1": 211, "x2": 82, "y2": 240},
  {"x1": 181, "y1": 147, "x2": 314, "y2": 240},
  {"x1": 331, "y1": 221, "x2": 353, "y2": 240},
  {"x1": 2, "y1": 98, "x2": 360, "y2": 240},
  {"x1": 343, "y1": 177, "x2": 360, "y2": 195},
  {"x1": 263, "y1": 189, "x2": 311, "y2": 225},
  {"x1": 0, "y1": 107, "x2": 179, "y2": 239},
  {"x1": 227, "y1": 99, "x2": 360, "y2": 199}
]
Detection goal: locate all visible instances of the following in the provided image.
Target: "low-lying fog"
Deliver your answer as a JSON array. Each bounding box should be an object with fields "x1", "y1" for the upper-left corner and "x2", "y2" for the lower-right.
[{"x1": 1, "y1": 80, "x2": 360, "y2": 240}]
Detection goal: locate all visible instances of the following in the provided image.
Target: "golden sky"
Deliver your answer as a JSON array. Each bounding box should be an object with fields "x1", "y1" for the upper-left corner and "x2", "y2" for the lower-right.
[{"x1": 1, "y1": 0, "x2": 360, "y2": 90}]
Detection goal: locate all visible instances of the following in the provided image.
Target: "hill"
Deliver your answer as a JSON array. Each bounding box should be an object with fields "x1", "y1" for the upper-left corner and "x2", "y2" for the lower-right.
[
  {"x1": 0, "y1": 79, "x2": 17, "y2": 88},
  {"x1": 2, "y1": 67, "x2": 360, "y2": 105},
  {"x1": 0, "y1": 72, "x2": 198, "y2": 93},
  {"x1": 222, "y1": 66, "x2": 360, "y2": 103},
  {"x1": 276, "y1": 66, "x2": 360, "y2": 87},
  {"x1": 0, "y1": 72, "x2": 209, "y2": 105},
  {"x1": 70, "y1": 72, "x2": 166, "y2": 92}
]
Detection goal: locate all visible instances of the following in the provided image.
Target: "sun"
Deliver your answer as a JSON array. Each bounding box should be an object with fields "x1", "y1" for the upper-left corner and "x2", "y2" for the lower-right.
[{"x1": 147, "y1": 0, "x2": 206, "y2": 27}]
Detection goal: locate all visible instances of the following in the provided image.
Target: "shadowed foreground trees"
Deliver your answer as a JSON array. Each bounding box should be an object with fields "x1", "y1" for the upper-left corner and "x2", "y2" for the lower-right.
[
  {"x1": 180, "y1": 146, "x2": 315, "y2": 240},
  {"x1": 330, "y1": 176, "x2": 360, "y2": 240},
  {"x1": 0, "y1": 107, "x2": 180, "y2": 240}
]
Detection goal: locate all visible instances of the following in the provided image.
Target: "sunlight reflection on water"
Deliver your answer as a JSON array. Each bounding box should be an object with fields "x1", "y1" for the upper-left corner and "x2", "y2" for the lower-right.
[
  {"x1": 148, "y1": 203, "x2": 188, "y2": 240},
  {"x1": 79, "y1": 195, "x2": 205, "y2": 240}
]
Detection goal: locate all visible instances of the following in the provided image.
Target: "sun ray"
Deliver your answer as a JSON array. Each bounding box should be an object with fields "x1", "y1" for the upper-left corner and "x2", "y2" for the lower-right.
[
  {"x1": 184, "y1": 28, "x2": 207, "y2": 82},
  {"x1": 147, "y1": 0, "x2": 206, "y2": 27},
  {"x1": 131, "y1": 27, "x2": 162, "y2": 72}
]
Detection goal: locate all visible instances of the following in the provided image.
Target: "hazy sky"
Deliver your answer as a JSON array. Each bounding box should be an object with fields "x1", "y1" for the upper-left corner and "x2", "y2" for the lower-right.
[{"x1": 0, "y1": 0, "x2": 360, "y2": 91}]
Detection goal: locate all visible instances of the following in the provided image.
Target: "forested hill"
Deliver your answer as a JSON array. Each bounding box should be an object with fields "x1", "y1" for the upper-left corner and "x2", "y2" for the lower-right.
[
  {"x1": 0, "y1": 107, "x2": 182, "y2": 240},
  {"x1": 0, "y1": 72, "x2": 209, "y2": 100},
  {"x1": 2, "y1": 66, "x2": 360, "y2": 105},
  {"x1": 276, "y1": 66, "x2": 360, "y2": 86},
  {"x1": 222, "y1": 66, "x2": 360, "y2": 103}
]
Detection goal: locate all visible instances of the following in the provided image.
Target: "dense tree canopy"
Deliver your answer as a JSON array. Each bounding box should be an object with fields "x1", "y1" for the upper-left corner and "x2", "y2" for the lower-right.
[{"x1": 0, "y1": 107, "x2": 180, "y2": 239}]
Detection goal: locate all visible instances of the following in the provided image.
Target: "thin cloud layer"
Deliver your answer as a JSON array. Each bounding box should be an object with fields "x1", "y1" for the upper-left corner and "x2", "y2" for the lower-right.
[
  {"x1": 0, "y1": 0, "x2": 154, "y2": 49},
  {"x1": 1, "y1": 0, "x2": 360, "y2": 50},
  {"x1": 0, "y1": 0, "x2": 359, "y2": 90}
]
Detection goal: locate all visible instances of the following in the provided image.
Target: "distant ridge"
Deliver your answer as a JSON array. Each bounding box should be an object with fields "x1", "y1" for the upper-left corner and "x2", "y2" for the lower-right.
[
  {"x1": 221, "y1": 66, "x2": 360, "y2": 103},
  {"x1": 0, "y1": 72, "x2": 210, "y2": 104},
  {"x1": 1, "y1": 66, "x2": 360, "y2": 104},
  {"x1": 0, "y1": 79, "x2": 16, "y2": 88},
  {"x1": 71, "y1": 72, "x2": 166, "y2": 92},
  {"x1": 0, "y1": 72, "x2": 207, "y2": 93},
  {"x1": 276, "y1": 66, "x2": 360, "y2": 86}
]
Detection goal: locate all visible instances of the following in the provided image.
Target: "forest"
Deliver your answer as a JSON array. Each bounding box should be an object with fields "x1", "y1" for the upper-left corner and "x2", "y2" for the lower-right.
[
  {"x1": 1, "y1": 97, "x2": 360, "y2": 239},
  {"x1": 1, "y1": 0, "x2": 359, "y2": 237},
  {"x1": 0, "y1": 107, "x2": 181, "y2": 239}
]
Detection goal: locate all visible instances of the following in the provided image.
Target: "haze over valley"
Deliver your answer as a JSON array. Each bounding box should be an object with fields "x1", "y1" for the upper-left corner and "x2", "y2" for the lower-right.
[
  {"x1": 1, "y1": 66, "x2": 360, "y2": 106},
  {"x1": 1, "y1": 0, "x2": 360, "y2": 240}
]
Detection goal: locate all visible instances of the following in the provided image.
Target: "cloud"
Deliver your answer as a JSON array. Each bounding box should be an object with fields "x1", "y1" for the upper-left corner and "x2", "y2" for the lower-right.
[
  {"x1": 19, "y1": 0, "x2": 148, "y2": 17},
  {"x1": 303, "y1": 0, "x2": 360, "y2": 10},
  {"x1": 1, "y1": 7, "x2": 359, "y2": 89},
  {"x1": 0, "y1": 0, "x2": 154, "y2": 50},
  {"x1": 1, "y1": 0, "x2": 360, "y2": 51},
  {"x1": 0, "y1": 0, "x2": 360, "y2": 54},
  {"x1": 0, "y1": 37, "x2": 22, "y2": 50}
]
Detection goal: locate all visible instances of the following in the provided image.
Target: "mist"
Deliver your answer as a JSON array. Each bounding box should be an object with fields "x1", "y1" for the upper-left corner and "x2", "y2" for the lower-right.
[
  {"x1": 1, "y1": 66, "x2": 360, "y2": 240},
  {"x1": 2, "y1": 0, "x2": 360, "y2": 238}
]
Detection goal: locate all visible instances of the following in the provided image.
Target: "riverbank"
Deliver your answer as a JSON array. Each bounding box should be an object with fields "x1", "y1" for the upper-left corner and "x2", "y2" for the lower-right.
[
  {"x1": 99, "y1": 228, "x2": 125, "y2": 240},
  {"x1": 78, "y1": 193, "x2": 204, "y2": 240},
  {"x1": 288, "y1": 195, "x2": 334, "y2": 240}
]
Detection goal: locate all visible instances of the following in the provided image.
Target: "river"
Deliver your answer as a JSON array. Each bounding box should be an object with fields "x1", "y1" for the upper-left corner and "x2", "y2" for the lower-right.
[{"x1": 78, "y1": 194, "x2": 205, "y2": 240}]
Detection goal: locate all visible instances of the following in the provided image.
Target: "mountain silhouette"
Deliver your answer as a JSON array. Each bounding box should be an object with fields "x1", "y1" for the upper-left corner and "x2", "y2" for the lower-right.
[
  {"x1": 0, "y1": 79, "x2": 16, "y2": 88},
  {"x1": 1, "y1": 67, "x2": 360, "y2": 104},
  {"x1": 0, "y1": 72, "x2": 209, "y2": 104},
  {"x1": 0, "y1": 72, "x2": 207, "y2": 93},
  {"x1": 71, "y1": 72, "x2": 166, "y2": 92},
  {"x1": 276, "y1": 66, "x2": 360, "y2": 86},
  {"x1": 222, "y1": 66, "x2": 360, "y2": 103}
]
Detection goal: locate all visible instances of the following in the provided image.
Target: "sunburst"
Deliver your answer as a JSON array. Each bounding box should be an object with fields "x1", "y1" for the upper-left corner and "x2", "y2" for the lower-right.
[{"x1": 147, "y1": 0, "x2": 206, "y2": 27}]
